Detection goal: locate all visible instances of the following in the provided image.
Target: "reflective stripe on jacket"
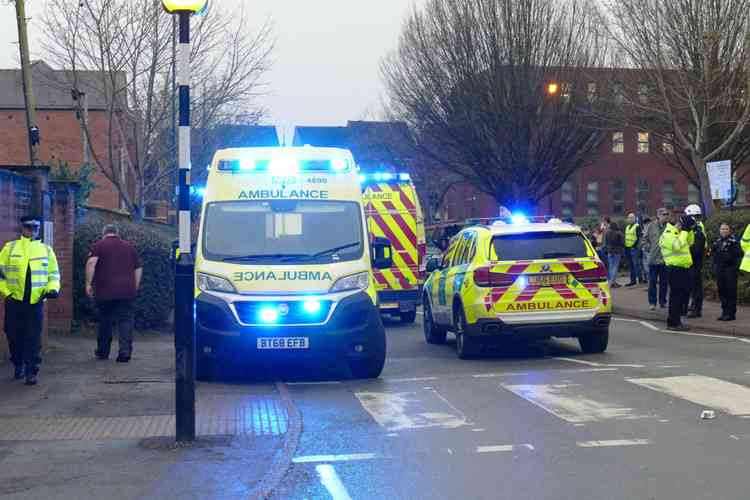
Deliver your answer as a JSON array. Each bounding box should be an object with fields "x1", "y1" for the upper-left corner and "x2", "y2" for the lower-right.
[
  {"x1": 659, "y1": 223, "x2": 693, "y2": 269},
  {"x1": 625, "y1": 223, "x2": 639, "y2": 248},
  {"x1": 0, "y1": 237, "x2": 61, "y2": 304},
  {"x1": 741, "y1": 225, "x2": 750, "y2": 273}
]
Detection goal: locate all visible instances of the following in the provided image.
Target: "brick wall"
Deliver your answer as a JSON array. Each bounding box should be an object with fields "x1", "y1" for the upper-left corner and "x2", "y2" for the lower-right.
[
  {"x1": 0, "y1": 170, "x2": 77, "y2": 361},
  {"x1": 0, "y1": 109, "x2": 126, "y2": 211}
]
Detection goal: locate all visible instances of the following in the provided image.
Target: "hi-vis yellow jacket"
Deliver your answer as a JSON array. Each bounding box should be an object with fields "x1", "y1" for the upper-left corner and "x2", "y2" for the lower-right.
[
  {"x1": 741, "y1": 225, "x2": 750, "y2": 273},
  {"x1": 659, "y1": 223, "x2": 693, "y2": 269},
  {"x1": 0, "y1": 237, "x2": 60, "y2": 304}
]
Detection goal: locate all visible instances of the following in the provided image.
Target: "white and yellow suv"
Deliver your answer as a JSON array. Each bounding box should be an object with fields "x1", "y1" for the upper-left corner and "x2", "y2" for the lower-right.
[{"x1": 423, "y1": 218, "x2": 612, "y2": 358}]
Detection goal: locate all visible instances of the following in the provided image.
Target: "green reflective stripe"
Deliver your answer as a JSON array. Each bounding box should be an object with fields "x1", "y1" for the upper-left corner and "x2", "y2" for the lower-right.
[
  {"x1": 1, "y1": 266, "x2": 19, "y2": 273},
  {"x1": 31, "y1": 281, "x2": 48, "y2": 288},
  {"x1": 29, "y1": 257, "x2": 48, "y2": 262}
]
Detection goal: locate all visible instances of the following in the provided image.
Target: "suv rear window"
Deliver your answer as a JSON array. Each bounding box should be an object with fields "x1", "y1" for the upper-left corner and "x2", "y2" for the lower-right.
[{"x1": 491, "y1": 232, "x2": 590, "y2": 261}]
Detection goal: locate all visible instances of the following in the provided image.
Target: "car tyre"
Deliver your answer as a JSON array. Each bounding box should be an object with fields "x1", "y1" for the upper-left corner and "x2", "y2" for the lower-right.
[
  {"x1": 399, "y1": 310, "x2": 417, "y2": 324},
  {"x1": 578, "y1": 328, "x2": 609, "y2": 354},
  {"x1": 454, "y1": 307, "x2": 476, "y2": 360},
  {"x1": 349, "y1": 317, "x2": 387, "y2": 379},
  {"x1": 423, "y1": 299, "x2": 447, "y2": 344}
]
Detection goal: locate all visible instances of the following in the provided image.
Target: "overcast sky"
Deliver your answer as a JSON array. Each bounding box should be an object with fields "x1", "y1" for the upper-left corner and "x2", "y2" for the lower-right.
[{"x1": 0, "y1": 0, "x2": 422, "y2": 142}]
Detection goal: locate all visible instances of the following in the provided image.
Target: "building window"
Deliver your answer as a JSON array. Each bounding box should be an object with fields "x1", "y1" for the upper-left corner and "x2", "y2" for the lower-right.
[
  {"x1": 638, "y1": 84, "x2": 649, "y2": 105},
  {"x1": 586, "y1": 181, "x2": 599, "y2": 215},
  {"x1": 737, "y1": 182, "x2": 748, "y2": 205},
  {"x1": 587, "y1": 82, "x2": 597, "y2": 102},
  {"x1": 561, "y1": 82, "x2": 571, "y2": 103},
  {"x1": 561, "y1": 181, "x2": 576, "y2": 217},
  {"x1": 637, "y1": 132, "x2": 650, "y2": 153},
  {"x1": 636, "y1": 178, "x2": 649, "y2": 215},
  {"x1": 688, "y1": 184, "x2": 700, "y2": 204},
  {"x1": 613, "y1": 83, "x2": 624, "y2": 106},
  {"x1": 612, "y1": 179, "x2": 625, "y2": 215},
  {"x1": 663, "y1": 180, "x2": 676, "y2": 210},
  {"x1": 612, "y1": 132, "x2": 624, "y2": 153}
]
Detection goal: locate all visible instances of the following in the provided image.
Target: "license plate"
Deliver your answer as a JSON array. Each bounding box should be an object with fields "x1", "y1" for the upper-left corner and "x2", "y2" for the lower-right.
[
  {"x1": 528, "y1": 274, "x2": 568, "y2": 286},
  {"x1": 256, "y1": 337, "x2": 309, "y2": 349},
  {"x1": 380, "y1": 302, "x2": 399, "y2": 310}
]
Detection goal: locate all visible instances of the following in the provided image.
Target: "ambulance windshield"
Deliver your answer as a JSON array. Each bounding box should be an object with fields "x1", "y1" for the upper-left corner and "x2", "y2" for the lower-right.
[{"x1": 202, "y1": 200, "x2": 364, "y2": 264}]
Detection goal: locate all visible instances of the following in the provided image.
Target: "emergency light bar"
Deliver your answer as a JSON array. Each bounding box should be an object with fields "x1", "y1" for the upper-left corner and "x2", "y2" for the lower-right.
[
  {"x1": 466, "y1": 214, "x2": 561, "y2": 226},
  {"x1": 358, "y1": 172, "x2": 411, "y2": 184},
  {"x1": 217, "y1": 157, "x2": 352, "y2": 173}
]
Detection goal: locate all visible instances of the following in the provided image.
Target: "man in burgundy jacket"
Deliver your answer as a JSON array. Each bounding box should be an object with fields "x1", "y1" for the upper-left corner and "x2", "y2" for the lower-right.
[{"x1": 85, "y1": 224, "x2": 143, "y2": 362}]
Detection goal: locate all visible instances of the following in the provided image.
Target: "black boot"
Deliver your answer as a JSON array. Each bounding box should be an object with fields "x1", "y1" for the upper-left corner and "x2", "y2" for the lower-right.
[
  {"x1": 13, "y1": 365, "x2": 24, "y2": 380},
  {"x1": 25, "y1": 373, "x2": 37, "y2": 386}
]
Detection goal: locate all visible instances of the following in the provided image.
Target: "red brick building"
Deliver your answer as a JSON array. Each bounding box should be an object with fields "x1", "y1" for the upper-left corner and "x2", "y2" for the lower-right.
[{"x1": 0, "y1": 61, "x2": 134, "y2": 211}]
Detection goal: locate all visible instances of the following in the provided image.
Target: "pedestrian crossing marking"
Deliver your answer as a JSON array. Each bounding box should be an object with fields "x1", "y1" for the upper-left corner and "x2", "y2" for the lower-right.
[
  {"x1": 355, "y1": 391, "x2": 469, "y2": 431},
  {"x1": 627, "y1": 375, "x2": 750, "y2": 415},
  {"x1": 501, "y1": 383, "x2": 653, "y2": 423}
]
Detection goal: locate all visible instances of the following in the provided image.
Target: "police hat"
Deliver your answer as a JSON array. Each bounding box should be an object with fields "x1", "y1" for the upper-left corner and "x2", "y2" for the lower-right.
[{"x1": 20, "y1": 215, "x2": 41, "y2": 227}]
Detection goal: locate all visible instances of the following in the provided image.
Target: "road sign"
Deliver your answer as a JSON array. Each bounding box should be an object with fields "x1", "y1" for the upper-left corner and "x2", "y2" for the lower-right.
[{"x1": 706, "y1": 160, "x2": 732, "y2": 200}]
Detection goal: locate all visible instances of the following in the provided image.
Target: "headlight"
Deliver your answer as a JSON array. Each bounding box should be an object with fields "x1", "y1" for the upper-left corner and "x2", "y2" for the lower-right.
[
  {"x1": 197, "y1": 273, "x2": 236, "y2": 293},
  {"x1": 329, "y1": 272, "x2": 369, "y2": 293}
]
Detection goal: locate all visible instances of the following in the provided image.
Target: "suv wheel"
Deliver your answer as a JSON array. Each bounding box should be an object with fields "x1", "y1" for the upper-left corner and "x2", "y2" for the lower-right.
[
  {"x1": 578, "y1": 328, "x2": 609, "y2": 354},
  {"x1": 399, "y1": 310, "x2": 417, "y2": 324},
  {"x1": 423, "y1": 300, "x2": 447, "y2": 344},
  {"x1": 454, "y1": 307, "x2": 476, "y2": 359}
]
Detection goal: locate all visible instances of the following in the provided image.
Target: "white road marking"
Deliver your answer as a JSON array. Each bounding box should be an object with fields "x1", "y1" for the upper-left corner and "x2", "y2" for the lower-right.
[
  {"x1": 385, "y1": 376, "x2": 439, "y2": 383},
  {"x1": 577, "y1": 439, "x2": 650, "y2": 448},
  {"x1": 293, "y1": 453, "x2": 379, "y2": 464},
  {"x1": 502, "y1": 383, "x2": 652, "y2": 423},
  {"x1": 658, "y1": 365, "x2": 682, "y2": 369},
  {"x1": 472, "y1": 428, "x2": 486, "y2": 432},
  {"x1": 553, "y1": 357, "x2": 644, "y2": 368},
  {"x1": 628, "y1": 375, "x2": 750, "y2": 415},
  {"x1": 355, "y1": 391, "x2": 469, "y2": 431},
  {"x1": 286, "y1": 381, "x2": 341, "y2": 385},
  {"x1": 659, "y1": 419, "x2": 670, "y2": 423},
  {"x1": 316, "y1": 465, "x2": 352, "y2": 500},
  {"x1": 473, "y1": 372, "x2": 529, "y2": 378},
  {"x1": 386, "y1": 433, "x2": 398, "y2": 437},
  {"x1": 476, "y1": 444, "x2": 535, "y2": 453},
  {"x1": 615, "y1": 317, "x2": 750, "y2": 344}
]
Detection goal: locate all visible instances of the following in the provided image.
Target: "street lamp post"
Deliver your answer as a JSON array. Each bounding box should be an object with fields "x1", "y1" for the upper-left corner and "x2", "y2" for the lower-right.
[{"x1": 161, "y1": 0, "x2": 208, "y2": 443}]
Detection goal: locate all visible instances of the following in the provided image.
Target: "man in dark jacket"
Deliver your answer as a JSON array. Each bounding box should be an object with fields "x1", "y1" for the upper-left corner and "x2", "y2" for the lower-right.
[
  {"x1": 712, "y1": 223, "x2": 743, "y2": 321},
  {"x1": 684, "y1": 205, "x2": 706, "y2": 318}
]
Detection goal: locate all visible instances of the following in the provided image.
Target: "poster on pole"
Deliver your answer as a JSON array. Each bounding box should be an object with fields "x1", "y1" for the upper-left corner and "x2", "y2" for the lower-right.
[{"x1": 706, "y1": 160, "x2": 732, "y2": 200}]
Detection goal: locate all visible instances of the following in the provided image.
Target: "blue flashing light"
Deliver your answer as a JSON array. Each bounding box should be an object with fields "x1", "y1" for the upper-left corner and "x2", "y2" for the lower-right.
[
  {"x1": 191, "y1": 186, "x2": 206, "y2": 198},
  {"x1": 381, "y1": 173, "x2": 393, "y2": 181},
  {"x1": 303, "y1": 300, "x2": 321, "y2": 314},
  {"x1": 511, "y1": 213, "x2": 529, "y2": 224},
  {"x1": 373, "y1": 173, "x2": 383, "y2": 181},
  {"x1": 239, "y1": 158, "x2": 256, "y2": 171},
  {"x1": 358, "y1": 174, "x2": 367, "y2": 184},
  {"x1": 259, "y1": 307, "x2": 279, "y2": 323},
  {"x1": 399, "y1": 173, "x2": 411, "y2": 181},
  {"x1": 331, "y1": 158, "x2": 347, "y2": 171}
]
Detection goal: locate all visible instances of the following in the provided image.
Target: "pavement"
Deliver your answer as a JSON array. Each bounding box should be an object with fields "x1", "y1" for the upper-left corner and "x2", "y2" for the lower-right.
[
  {"x1": 610, "y1": 280, "x2": 749, "y2": 337},
  {"x1": 4, "y1": 312, "x2": 750, "y2": 499}
]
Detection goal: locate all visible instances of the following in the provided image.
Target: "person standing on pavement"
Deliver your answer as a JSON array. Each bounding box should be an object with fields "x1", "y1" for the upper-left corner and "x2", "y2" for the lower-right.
[
  {"x1": 605, "y1": 221, "x2": 625, "y2": 287},
  {"x1": 624, "y1": 213, "x2": 643, "y2": 286},
  {"x1": 712, "y1": 223, "x2": 743, "y2": 321},
  {"x1": 640, "y1": 216, "x2": 652, "y2": 282},
  {"x1": 0, "y1": 216, "x2": 61, "y2": 385},
  {"x1": 643, "y1": 208, "x2": 671, "y2": 310},
  {"x1": 684, "y1": 205, "x2": 706, "y2": 318},
  {"x1": 660, "y1": 214, "x2": 695, "y2": 331},
  {"x1": 85, "y1": 224, "x2": 143, "y2": 362},
  {"x1": 741, "y1": 224, "x2": 750, "y2": 274}
]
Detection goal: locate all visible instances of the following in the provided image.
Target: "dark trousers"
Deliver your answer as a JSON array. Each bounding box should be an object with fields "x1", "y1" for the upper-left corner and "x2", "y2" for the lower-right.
[
  {"x1": 625, "y1": 247, "x2": 642, "y2": 283},
  {"x1": 667, "y1": 266, "x2": 691, "y2": 327},
  {"x1": 96, "y1": 300, "x2": 134, "y2": 358},
  {"x1": 716, "y1": 266, "x2": 738, "y2": 318},
  {"x1": 648, "y1": 264, "x2": 668, "y2": 306},
  {"x1": 3, "y1": 298, "x2": 43, "y2": 374},
  {"x1": 688, "y1": 265, "x2": 704, "y2": 314}
]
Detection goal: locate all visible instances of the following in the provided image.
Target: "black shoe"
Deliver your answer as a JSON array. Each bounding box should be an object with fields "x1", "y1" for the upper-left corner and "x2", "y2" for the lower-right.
[
  {"x1": 625, "y1": 282, "x2": 637, "y2": 287},
  {"x1": 687, "y1": 311, "x2": 701, "y2": 319},
  {"x1": 717, "y1": 315, "x2": 729, "y2": 321},
  {"x1": 95, "y1": 350, "x2": 109, "y2": 360},
  {"x1": 660, "y1": 304, "x2": 667, "y2": 309},
  {"x1": 24, "y1": 373, "x2": 37, "y2": 385},
  {"x1": 726, "y1": 316, "x2": 736, "y2": 322},
  {"x1": 667, "y1": 324, "x2": 690, "y2": 332},
  {"x1": 14, "y1": 365, "x2": 24, "y2": 380},
  {"x1": 116, "y1": 354, "x2": 130, "y2": 363}
]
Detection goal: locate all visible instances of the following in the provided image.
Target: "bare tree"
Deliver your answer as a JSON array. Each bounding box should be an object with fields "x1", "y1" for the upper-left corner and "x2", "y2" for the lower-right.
[
  {"x1": 39, "y1": 0, "x2": 273, "y2": 218},
  {"x1": 605, "y1": 0, "x2": 750, "y2": 216},
  {"x1": 381, "y1": 0, "x2": 611, "y2": 212}
]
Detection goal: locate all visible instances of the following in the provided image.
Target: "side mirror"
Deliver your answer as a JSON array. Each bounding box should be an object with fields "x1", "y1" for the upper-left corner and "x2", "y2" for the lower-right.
[
  {"x1": 372, "y1": 236, "x2": 393, "y2": 269},
  {"x1": 426, "y1": 256, "x2": 441, "y2": 273}
]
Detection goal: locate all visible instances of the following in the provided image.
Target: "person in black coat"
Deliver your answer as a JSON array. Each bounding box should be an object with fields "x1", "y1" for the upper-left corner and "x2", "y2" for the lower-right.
[{"x1": 712, "y1": 223, "x2": 744, "y2": 321}]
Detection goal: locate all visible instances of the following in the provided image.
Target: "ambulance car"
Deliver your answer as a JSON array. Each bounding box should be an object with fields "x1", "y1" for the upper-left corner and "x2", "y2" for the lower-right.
[
  {"x1": 361, "y1": 173, "x2": 426, "y2": 323},
  {"x1": 422, "y1": 218, "x2": 611, "y2": 358},
  {"x1": 194, "y1": 147, "x2": 393, "y2": 378}
]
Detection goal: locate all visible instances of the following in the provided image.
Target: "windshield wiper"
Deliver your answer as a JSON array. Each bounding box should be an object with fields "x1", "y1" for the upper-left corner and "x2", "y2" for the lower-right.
[
  {"x1": 542, "y1": 252, "x2": 577, "y2": 258},
  {"x1": 221, "y1": 253, "x2": 310, "y2": 262},
  {"x1": 302, "y1": 242, "x2": 362, "y2": 260}
]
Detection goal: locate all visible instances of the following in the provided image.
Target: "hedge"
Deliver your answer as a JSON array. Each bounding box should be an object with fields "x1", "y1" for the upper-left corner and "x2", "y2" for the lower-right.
[{"x1": 73, "y1": 213, "x2": 176, "y2": 329}]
